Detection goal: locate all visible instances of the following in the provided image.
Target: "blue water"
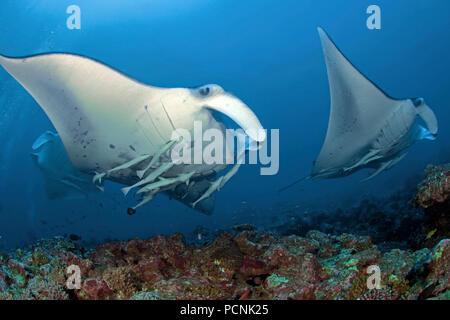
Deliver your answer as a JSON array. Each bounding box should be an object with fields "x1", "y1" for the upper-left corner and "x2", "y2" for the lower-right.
[{"x1": 0, "y1": 0, "x2": 449, "y2": 248}]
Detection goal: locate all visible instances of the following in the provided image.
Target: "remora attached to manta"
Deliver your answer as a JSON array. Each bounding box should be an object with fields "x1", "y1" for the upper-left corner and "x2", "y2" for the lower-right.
[
  {"x1": 279, "y1": 27, "x2": 438, "y2": 192},
  {"x1": 0, "y1": 53, "x2": 266, "y2": 214}
]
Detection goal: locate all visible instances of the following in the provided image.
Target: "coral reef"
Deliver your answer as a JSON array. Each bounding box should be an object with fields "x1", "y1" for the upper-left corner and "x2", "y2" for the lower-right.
[
  {"x1": 0, "y1": 164, "x2": 448, "y2": 300},
  {"x1": 415, "y1": 164, "x2": 450, "y2": 208},
  {"x1": 270, "y1": 164, "x2": 450, "y2": 251},
  {"x1": 0, "y1": 231, "x2": 448, "y2": 300},
  {"x1": 414, "y1": 164, "x2": 450, "y2": 248}
]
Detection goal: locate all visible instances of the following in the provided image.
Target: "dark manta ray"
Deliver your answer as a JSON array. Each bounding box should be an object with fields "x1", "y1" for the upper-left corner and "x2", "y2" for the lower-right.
[{"x1": 279, "y1": 27, "x2": 438, "y2": 192}]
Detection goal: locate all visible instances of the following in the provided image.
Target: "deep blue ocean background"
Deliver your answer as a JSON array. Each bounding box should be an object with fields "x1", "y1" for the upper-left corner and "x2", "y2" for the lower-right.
[{"x1": 0, "y1": 0, "x2": 449, "y2": 249}]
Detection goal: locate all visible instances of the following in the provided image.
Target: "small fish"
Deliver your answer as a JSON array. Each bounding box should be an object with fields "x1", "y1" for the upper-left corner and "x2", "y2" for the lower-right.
[
  {"x1": 197, "y1": 233, "x2": 202, "y2": 241},
  {"x1": 218, "y1": 160, "x2": 242, "y2": 190},
  {"x1": 121, "y1": 161, "x2": 175, "y2": 196},
  {"x1": 136, "y1": 138, "x2": 181, "y2": 179},
  {"x1": 107, "y1": 154, "x2": 151, "y2": 175},
  {"x1": 192, "y1": 176, "x2": 224, "y2": 208},
  {"x1": 131, "y1": 192, "x2": 156, "y2": 210},
  {"x1": 426, "y1": 228, "x2": 437, "y2": 240},
  {"x1": 136, "y1": 171, "x2": 195, "y2": 195}
]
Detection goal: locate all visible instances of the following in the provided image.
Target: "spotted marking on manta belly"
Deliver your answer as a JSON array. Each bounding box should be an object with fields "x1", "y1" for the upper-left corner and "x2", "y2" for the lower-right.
[
  {"x1": 109, "y1": 144, "x2": 116, "y2": 149},
  {"x1": 129, "y1": 145, "x2": 136, "y2": 152}
]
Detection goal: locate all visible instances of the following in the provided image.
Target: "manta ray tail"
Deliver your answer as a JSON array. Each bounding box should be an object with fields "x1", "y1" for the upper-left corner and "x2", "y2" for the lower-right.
[{"x1": 278, "y1": 175, "x2": 311, "y2": 193}]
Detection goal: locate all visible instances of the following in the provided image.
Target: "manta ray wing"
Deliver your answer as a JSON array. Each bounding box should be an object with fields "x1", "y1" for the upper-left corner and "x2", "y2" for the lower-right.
[
  {"x1": 0, "y1": 53, "x2": 172, "y2": 172},
  {"x1": 313, "y1": 28, "x2": 428, "y2": 176},
  {"x1": 278, "y1": 28, "x2": 438, "y2": 192}
]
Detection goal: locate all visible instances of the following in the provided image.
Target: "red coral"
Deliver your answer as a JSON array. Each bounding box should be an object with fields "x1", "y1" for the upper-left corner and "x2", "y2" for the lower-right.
[
  {"x1": 133, "y1": 257, "x2": 165, "y2": 285},
  {"x1": 239, "y1": 257, "x2": 269, "y2": 277}
]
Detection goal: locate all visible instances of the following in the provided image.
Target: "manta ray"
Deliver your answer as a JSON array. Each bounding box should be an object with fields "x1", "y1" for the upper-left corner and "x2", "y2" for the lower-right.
[
  {"x1": 0, "y1": 53, "x2": 265, "y2": 214},
  {"x1": 279, "y1": 27, "x2": 438, "y2": 192}
]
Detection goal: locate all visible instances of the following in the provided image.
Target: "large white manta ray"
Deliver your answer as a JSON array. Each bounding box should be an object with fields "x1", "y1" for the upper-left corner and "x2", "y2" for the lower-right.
[
  {"x1": 0, "y1": 53, "x2": 266, "y2": 214},
  {"x1": 279, "y1": 27, "x2": 438, "y2": 192}
]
